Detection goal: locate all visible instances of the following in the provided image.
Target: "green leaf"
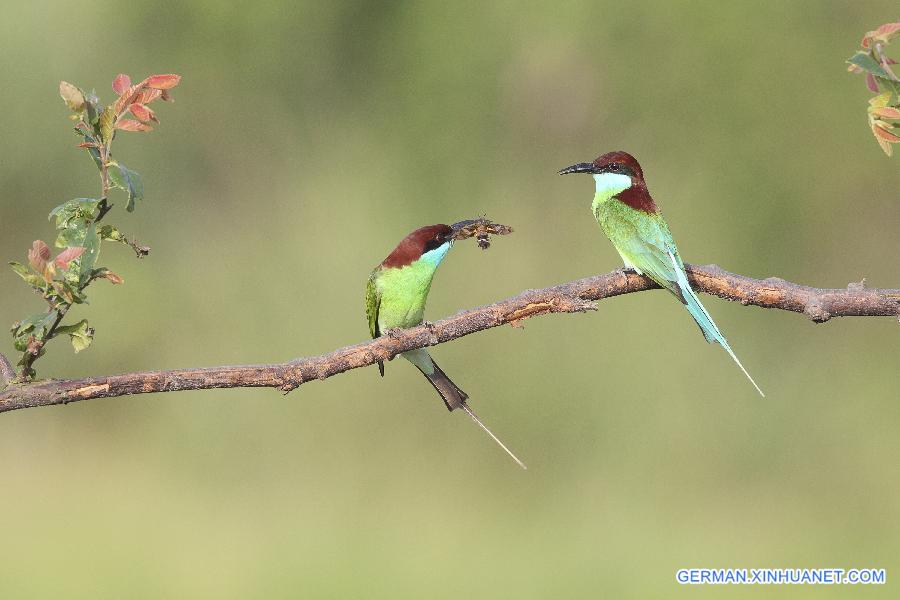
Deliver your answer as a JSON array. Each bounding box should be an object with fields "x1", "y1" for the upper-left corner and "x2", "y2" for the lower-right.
[
  {"x1": 87, "y1": 146, "x2": 102, "y2": 170},
  {"x1": 55, "y1": 319, "x2": 93, "y2": 353},
  {"x1": 78, "y1": 224, "x2": 100, "y2": 282},
  {"x1": 873, "y1": 75, "x2": 900, "y2": 98},
  {"x1": 62, "y1": 262, "x2": 82, "y2": 286},
  {"x1": 847, "y1": 51, "x2": 891, "y2": 79},
  {"x1": 11, "y1": 312, "x2": 57, "y2": 351},
  {"x1": 99, "y1": 106, "x2": 116, "y2": 142},
  {"x1": 58, "y1": 280, "x2": 87, "y2": 304},
  {"x1": 49, "y1": 201, "x2": 103, "y2": 282},
  {"x1": 12, "y1": 332, "x2": 29, "y2": 352},
  {"x1": 9, "y1": 261, "x2": 30, "y2": 278},
  {"x1": 9, "y1": 262, "x2": 46, "y2": 289},
  {"x1": 55, "y1": 226, "x2": 86, "y2": 249},
  {"x1": 108, "y1": 162, "x2": 144, "y2": 212},
  {"x1": 98, "y1": 224, "x2": 125, "y2": 242},
  {"x1": 84, "y1": 91, "x2": 102, "y2": 129},
  {"x1": 49, "y1": 198, "x2": 100, "y2": 229},
  {"x1": 99, "y1": 225, "x2": 149, "y2": 258},
  {"x1": 51, "y1": 281, "x2": 74, "y2": 304}
]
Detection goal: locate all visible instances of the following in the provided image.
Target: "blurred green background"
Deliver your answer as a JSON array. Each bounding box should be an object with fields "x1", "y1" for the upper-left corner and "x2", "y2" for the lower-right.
[{"x1": 1, "y1": 1, "x2": 899, "y2": 598}]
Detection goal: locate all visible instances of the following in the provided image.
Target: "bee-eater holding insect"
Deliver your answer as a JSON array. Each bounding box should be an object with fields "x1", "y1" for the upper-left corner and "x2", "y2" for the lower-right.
[
  {"x1": 558, "y1": 151, "x2": 764, "y2": 396},
  {"x1": 366, "y1": 222, "x2": 526, "y2": 468}
]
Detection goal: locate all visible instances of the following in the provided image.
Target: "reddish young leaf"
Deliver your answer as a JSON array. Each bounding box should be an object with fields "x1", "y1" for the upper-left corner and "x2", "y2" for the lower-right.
[
  {"x1": 113, "y1": 89, "x2": 139, "y2": 116},
  {"x1": 873, "y1": 123, "x2": 900, "y2": 142},
  {"x1": 874, "y1": 22, "x2": 900, "y2": 42},
  {"x1": 112, "y1": 74, "x2": 132, "y2": 95},
  {"x1": 864, "y1": 22, "x2": 900, "y2": 48},
  {"x1": 100, "y1": 271, "x2": 124, "y2": 285},
  {"x1": 129, "y1": 103, "x2": 158, "y2": 123},
  {"x1": 35, "y1": 241, "x2": 50, "y2": 261},
  {"x1": 27, "y1": 240, "x2": 51, "y2": 271},
  {"x1": 54, "y1": 247, "x2": 86, "y2": 269},
  {"x1": 145, "y1": 74, "x2": 181, "y2": 90},
  {"x1": 872, "y1": 106, "x2": 900, "y2": 119},
  {"x1": 77, "y1": 141, "x2": 100, "y2": 149},
  {"x1": 113, "y1": 74, "x2": 172, "y2": 115},
  {"x1": 115, "y1": 119, "x2": 153, "y2": 132},
  {"x1": 866, "y1": 73, "x2": 879, "y2": 92},
  {"x1": 139, "y1": 88, "x2": 162, "y2": 104}
]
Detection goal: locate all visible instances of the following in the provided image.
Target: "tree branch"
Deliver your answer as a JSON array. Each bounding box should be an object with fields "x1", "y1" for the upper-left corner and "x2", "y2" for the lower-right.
[{"x1": 2, "y1": 263, "x2": 898, "y2": 414}]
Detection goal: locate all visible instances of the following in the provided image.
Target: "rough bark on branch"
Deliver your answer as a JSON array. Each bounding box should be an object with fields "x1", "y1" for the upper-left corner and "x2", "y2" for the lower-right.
[{"x1": 1, "y1": 264, "x2": 898, "y2": 414}]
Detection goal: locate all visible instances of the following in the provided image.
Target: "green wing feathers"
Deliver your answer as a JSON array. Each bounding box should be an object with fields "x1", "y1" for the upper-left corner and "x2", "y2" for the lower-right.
[
  {"x1": 365, "y1": 271, "x2": 380, "y2": 339},
  {"x1": 365, "y1": 270, "x2": 385, "y2": 376},
  {"x1": 599, "y1": 202, "x2": 764, "y2": 396},
  {"x1": 608, "y1": 211, "x2": 686, "y2": 303},
  {"x1": 613, "y1": 212, "x2": 719, "y2": 341}
]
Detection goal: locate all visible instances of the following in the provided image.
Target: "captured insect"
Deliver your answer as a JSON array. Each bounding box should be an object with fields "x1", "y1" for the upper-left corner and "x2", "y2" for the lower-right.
[{"x1": 449, "y1": 217, "x2": 514, "y2": 250}]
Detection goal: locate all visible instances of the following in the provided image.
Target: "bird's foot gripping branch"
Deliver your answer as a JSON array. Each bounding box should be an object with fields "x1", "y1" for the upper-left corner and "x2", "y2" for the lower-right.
[{"x1": 7, "y1": 73, "x2": 181, "y2": 382}]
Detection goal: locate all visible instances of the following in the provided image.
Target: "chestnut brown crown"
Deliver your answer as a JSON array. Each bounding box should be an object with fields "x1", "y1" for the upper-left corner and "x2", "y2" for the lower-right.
[
  {"x1": 558, "y1": 151, "x2": 658, "y2": 213},
  {"x1": 381, "y1": 224, "x2": 453, "y2": 268},
  {"x1": 558, "y1": 150, "x2": 645, "y2": 181},
  {"x1": 591, "y1": 151, "x2": 644, "y2": 181}
]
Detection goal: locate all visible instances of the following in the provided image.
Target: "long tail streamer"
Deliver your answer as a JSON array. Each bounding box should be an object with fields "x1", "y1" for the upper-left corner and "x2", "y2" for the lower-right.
[{"x1": 460, "y1": 402, "x2": 527, "y2": 470}]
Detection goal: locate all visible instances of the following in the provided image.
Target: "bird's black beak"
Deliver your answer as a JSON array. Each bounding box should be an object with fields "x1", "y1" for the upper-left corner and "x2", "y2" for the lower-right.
[
  {"x1": 450, "y1": 219, "x2": 477, "y2": 236},
  {"x1": 557, "y1": 162, "x2": 595, "y2": 176}
]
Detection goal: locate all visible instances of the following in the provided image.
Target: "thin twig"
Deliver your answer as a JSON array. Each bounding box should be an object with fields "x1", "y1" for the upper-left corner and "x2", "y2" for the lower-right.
[
  {"x1": 16, "y1": 130, "x2": 117, "y2": 379},
  {"x1": 1, "y1": 263, "x2": 898, "y2": 414}
]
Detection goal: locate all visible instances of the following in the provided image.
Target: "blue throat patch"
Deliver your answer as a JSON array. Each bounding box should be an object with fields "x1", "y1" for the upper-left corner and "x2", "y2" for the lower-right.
[
  {"x1": 419, "y1": 241, "x2": 451, "y2": 267},
  {"x1": 593, "y1": 173, "x2": 632, "y2": 197}
]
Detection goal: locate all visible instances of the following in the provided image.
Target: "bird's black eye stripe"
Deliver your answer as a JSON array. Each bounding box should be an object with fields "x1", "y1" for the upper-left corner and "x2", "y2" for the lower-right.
[
  {"x1": 603, "y1": 163, "x2": 633, "y2": 177},
  {"x1": 424, "y1": 238, "x2": 445, "y2": 253}
]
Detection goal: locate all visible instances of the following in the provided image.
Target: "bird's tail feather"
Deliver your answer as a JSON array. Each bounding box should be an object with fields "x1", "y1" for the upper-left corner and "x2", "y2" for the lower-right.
[
  {"x1": 417, "y1": 358, "x2": 468, "y2": 411},
  {"x1": 680, "y1": 282, "x2": 765, "y2": 397},
  {"x1": 459, "y1": 402, "x2": 527, "y2": 470},
  {"x1": 415, "y1": 357, "x2": 527, "y2": 468}
]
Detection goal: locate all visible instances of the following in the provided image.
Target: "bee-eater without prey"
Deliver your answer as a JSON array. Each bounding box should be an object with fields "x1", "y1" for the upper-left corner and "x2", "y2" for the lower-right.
[
  {"x1": 558, "y1": 151, "x2": 764, "y2": 396},
  {"x1": 366, "y1": 223, "x2": 526, "y2": 468}
]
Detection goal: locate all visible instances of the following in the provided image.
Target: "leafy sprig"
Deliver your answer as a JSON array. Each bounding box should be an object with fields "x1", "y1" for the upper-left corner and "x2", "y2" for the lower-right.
[
  {"x1": 8, "y1": 73, "x2": 181, "y2": 381},
  {"x1": 847, "y1": 22, "x2": 900, "y2": 156}
]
